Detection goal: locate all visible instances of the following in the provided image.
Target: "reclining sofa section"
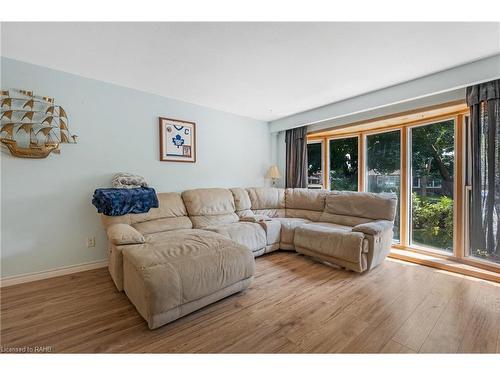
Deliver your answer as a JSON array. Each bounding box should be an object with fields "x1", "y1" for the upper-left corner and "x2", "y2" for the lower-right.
[{"x1": 101, "y1": 187, "x2": 397, "y2": 329}]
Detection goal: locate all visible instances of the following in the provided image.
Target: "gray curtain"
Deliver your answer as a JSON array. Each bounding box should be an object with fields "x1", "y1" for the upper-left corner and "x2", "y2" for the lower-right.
[
  {"x1": 466, "y1": 79, "x2": 500, "y2": 259},
  {"x1": 285, "y1": 126, "x2": 308, "y2": 188}
]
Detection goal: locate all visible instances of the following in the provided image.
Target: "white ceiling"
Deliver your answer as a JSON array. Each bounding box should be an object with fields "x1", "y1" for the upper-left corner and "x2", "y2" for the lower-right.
[{"x1": 2, "y1": 22, "x2": 499, "y2": 121}]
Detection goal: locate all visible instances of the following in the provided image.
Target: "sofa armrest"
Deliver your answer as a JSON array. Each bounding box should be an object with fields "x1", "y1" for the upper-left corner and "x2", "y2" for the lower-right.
[
  {"x1": 352, "y1": 220, "x2": 393, "y2": 236},
  {"x1": 240, "y1": 215, "x2": 271, "y2": 223},
  {"x1": 106, "y1": 223, "x2": 145, "y2": 245}
]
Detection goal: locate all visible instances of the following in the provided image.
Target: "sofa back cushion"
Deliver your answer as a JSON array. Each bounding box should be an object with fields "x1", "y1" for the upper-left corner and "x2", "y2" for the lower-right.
[
  {"x1": 230, "y1": 187, "x2": 254, "y2": 218},
  {"x1": 182, "y1": 188, "x2": 239, "y2": 228},
  {"x1": 285, "y1": 188, "x2": 327, "y2": 221},
  {"x1": 246, "y1": 187, "x2": 285, "y2": 218},
  {"x1": 320, "y1": 191, "x2": 397, "y2": 226},
  {"x1": 101, "y1": 192, "x2": 193, "y2": 234}
]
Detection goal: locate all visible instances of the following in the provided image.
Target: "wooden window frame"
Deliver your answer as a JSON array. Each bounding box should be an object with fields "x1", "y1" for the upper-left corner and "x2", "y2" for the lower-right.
[{"x1": 307, "y1": 103, "x2": 500, "y2": 275}]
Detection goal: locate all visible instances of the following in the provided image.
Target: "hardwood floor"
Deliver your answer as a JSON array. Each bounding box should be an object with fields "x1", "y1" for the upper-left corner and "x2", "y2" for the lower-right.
[{"x1": 1, "y1": 252, "x2": 499, "y2": 353}]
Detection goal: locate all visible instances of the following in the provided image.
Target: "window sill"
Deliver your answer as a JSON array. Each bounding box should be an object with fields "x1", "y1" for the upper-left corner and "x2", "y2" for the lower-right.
[{"x1": 389, "y1": 248, "x2": 500, "y2": 283}]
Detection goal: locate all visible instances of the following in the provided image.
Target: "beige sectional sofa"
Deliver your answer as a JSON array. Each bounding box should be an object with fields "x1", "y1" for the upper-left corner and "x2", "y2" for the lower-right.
[{"x1": 100, "y1": 187, "x2": 397, "y2": 329}]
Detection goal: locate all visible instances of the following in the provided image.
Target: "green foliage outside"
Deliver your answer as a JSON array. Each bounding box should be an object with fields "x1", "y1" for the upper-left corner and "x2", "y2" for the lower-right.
[
  {"x1": 412, "y1": 194, "x2": 453, "y2": 250},
  {"x1": 411, "y1": 120, "x2": 455, "y2": 198}
]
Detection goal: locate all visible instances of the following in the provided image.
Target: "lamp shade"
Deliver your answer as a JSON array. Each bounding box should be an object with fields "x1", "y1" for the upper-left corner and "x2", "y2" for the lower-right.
[{"x1": 266, "y1": 165, "x2": 282, "y2": 179}]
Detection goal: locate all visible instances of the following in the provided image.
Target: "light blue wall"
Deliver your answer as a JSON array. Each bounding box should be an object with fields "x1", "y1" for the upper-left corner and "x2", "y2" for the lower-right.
[{"x1": 1, "y1": 57, "x2": 271, "y2": 278}]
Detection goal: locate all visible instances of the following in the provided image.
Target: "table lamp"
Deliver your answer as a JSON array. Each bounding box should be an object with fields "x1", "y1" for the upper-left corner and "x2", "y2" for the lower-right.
[{"x1": 266, "y1": 165, "x2": 282, "y2": 186}]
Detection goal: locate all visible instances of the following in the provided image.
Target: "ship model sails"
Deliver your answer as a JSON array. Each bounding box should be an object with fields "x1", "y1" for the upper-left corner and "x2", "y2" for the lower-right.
[{"x1": 0, "y1": 89, "x2": 77, "y2": 158}]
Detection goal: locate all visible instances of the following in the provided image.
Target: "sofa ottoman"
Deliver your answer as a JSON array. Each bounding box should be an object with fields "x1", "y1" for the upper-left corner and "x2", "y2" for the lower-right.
[{"x1": 122, "y1": 229, "x2": 255, "y2": 329}]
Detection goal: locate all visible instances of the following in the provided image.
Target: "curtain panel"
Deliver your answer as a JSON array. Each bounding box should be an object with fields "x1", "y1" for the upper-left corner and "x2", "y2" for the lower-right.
[
  {"x1": 466, "y1": 79, "x2": 500, "y2": 260},
  {"x1": 285, "y1": 126, "x2": 308, "y2": 188}
]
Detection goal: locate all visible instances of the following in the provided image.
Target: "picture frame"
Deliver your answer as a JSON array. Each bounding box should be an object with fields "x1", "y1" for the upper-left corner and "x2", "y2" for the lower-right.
[{"x1": 159, "y1": 117, "x2": 196, "y2": 162}]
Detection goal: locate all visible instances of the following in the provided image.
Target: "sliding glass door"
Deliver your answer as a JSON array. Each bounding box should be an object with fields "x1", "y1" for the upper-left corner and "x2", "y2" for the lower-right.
[
  {"x1": 365, "y1": 130, "x2": 401, "y2": 242},
  {"x1": 409, "y1": 120, "x2": 455, "y2": 253},
  {"x1": 329, "y1": 136, "x2": 358, "y2": 191}
]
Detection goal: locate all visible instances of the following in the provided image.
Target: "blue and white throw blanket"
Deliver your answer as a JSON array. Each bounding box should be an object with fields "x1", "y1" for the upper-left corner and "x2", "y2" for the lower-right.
[{"x1": 92, "y1": 187, "x2": 159, "y2": 216}]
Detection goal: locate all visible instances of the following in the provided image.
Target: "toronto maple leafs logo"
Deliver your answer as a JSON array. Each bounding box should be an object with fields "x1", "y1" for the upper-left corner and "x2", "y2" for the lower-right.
[{"x1": 172, "y1": 134, "x2": 185, "y2": 148}]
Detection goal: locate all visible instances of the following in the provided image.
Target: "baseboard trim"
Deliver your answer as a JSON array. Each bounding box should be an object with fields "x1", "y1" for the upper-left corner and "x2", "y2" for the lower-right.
[{"x1": 0, "y1": 259, "x2": 108, "y2": 288}]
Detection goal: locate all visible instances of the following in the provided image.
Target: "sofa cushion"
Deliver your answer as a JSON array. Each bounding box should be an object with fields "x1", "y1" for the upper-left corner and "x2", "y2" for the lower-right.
[
  {"x1": 247, "y1": 187, "x2": 286, "y2": 217},
  {"x1": 295, "y1": 222, "x2": 368, "y2": 268},
  {"x1": 189, "y1": 214, "x2": 240, "y2": 229},
  {"x1": 285, "y1": 188, "x2": 327, "y2": 211},
  {"x1": 122, "y1": 229, "x2": 255, "y2": 329},
  {"x1": 230, "y1": 187, "x2": 254, "y2": 218},
  {"x1": 324, "y1": 191, "x2": 397, "y2": 221},
  {"x1": 318, "y1": 212, "x2": 373, "y2": 227},
  {"x1": 132, "y1": 192, "x2": 189, "y2": 222},
  {"x1": 101, "y1": 192, "x2": 193, "y2": 234},
  {"x1": 182, "y1": 188, "x2": 235, "y2": 215},
  {"x1": 286, "y1": 208, "x2": 323, "y2": 221},
  {"x1": 206, "y1": 222, "x2": 266, "y2": 253},
  {"x1": 284, "y1": 188, "x2": 327, "y2": 221},
  {"x1": 106, "y1": 223, "x2": 145, "y2": 245},
  {"x1": 273, "y1": 217, "x2": 310, "y2": 246},
  {"x1": 257, "y1": 219, "x2": 281, "y2": 246},
  {"x1": 182, "y1": 188, "x2": 239, "y2": 229},
  {"x1": 304, "y1": 221, "x2": 353, "y2": 232}
]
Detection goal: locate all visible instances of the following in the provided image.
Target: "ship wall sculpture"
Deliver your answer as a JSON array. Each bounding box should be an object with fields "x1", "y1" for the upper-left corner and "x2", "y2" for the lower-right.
[{"x1": 1, "y1": 89, "x2": 77, "y2": 158}]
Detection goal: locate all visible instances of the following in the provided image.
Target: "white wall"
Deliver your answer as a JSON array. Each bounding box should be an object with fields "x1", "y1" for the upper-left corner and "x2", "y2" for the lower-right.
[{"x1": 0, "y1": 57, "x2": 272, "y2": 278}]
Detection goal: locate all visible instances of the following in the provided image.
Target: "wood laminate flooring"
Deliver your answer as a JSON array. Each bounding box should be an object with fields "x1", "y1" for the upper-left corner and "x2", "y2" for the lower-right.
[{"x1": 1, "y1": 252, "x2": 499, "y2": 353}]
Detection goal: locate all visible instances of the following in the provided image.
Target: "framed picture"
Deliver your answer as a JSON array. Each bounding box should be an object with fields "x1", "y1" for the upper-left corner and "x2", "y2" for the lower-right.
[{"x1": 159, "y1": 117, "x2": 196, "y2": 162}]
